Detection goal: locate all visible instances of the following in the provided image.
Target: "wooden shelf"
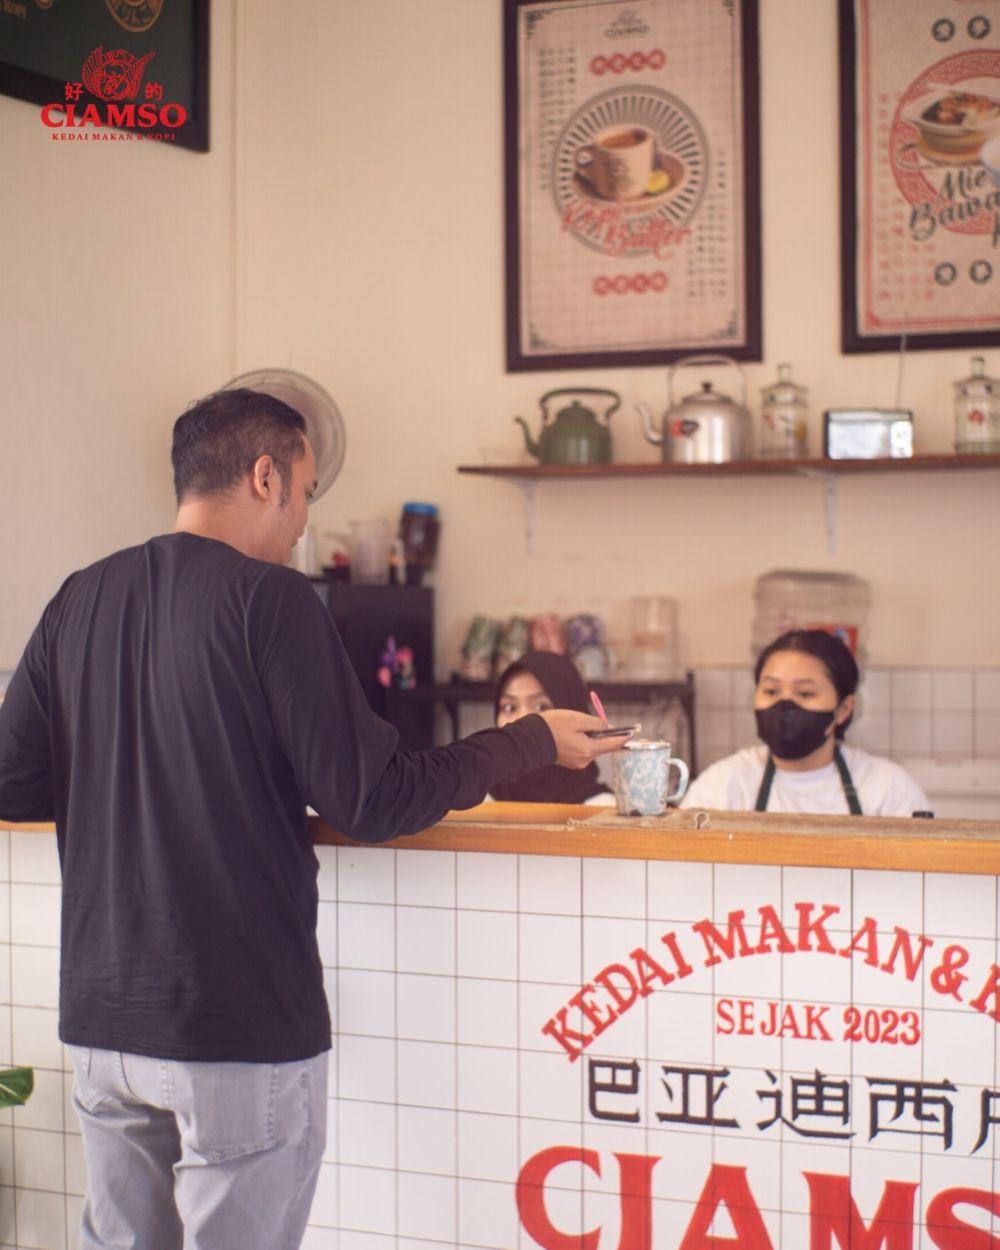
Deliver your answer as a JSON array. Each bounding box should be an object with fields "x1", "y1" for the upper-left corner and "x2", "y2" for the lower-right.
[
  {"x1": 457, "y1": 452, "x2": 1000, "y2": 555},
  {"x1": 393, "y1": 677, "x2": 692, "y2": 704},
  {"x1": 386, "y1": 673, "x2": 699, "y2": 770},
  {"x1": 457, "y1": 452, "x2": 1000, "y2": 480}
]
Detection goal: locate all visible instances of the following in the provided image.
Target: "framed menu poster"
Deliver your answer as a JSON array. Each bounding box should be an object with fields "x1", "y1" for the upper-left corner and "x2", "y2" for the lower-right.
[
  {"x1": 840, "y1": 0, "x2": 1000, "y2": 352},
  {"x1": 504, "y1": 0, "x2": 761, "y2": 372}
]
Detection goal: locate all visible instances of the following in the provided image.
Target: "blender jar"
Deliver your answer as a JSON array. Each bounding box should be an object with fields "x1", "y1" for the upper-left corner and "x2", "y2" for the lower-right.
[{"x1": 627, "y1": 596, "x2": 679, "y2": 679}]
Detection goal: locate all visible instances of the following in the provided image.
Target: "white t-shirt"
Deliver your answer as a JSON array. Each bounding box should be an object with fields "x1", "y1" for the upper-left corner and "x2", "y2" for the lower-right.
[{"x1": 680, "y1": 743, "x2": 930, "y2": 818}]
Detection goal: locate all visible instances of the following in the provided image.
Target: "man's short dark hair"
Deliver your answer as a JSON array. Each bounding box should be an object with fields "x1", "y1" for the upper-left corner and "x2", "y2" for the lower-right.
[{"x1": 171, "y1": 388, "x2": 307, "y2": 504}]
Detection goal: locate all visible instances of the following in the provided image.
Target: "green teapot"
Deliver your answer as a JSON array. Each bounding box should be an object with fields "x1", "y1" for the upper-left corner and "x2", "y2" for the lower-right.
[{"x1": 514, "y1": 388, "x2": 620, "y2": 466}]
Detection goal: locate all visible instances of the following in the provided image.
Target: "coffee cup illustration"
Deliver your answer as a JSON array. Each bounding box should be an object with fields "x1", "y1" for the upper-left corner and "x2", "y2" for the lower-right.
[{"x1": 576, "y1": 125, "x2": 655, "y2": 201}]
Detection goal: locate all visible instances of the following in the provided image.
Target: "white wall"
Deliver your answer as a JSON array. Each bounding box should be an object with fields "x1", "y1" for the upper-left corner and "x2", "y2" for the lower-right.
[
  {"x1": 2, "y1": 0, "x2": 998, "y2": 673},
  {"x1": 0, "y1": 1, "x2": 237, "y2": 666},
  {"x1": 238, "y1": 0, "x2": 1000, "y2": 670}
]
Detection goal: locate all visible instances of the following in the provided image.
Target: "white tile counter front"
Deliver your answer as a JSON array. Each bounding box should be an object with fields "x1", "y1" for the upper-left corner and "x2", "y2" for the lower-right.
[
  {"x1": 4, "y1": 808, "x2": 1000, "y2": 1249},
  {"x1": 317, "y1": 850, "x2": 1000, "y2": 1249},
  {"x1": 0, "y1": 829, "x2": 81, "y2": 1250}
]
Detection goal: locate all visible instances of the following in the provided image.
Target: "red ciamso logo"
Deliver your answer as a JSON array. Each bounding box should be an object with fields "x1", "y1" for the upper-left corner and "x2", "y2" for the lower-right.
[{"x1": 41, "y1": 47, "x2": 188, "y2": 142}]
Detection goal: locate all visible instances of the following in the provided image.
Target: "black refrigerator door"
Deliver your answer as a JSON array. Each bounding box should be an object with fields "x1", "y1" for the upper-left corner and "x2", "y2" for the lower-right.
[{"x1": 312, "y1": 582, "x2": 435, "y2": 750}]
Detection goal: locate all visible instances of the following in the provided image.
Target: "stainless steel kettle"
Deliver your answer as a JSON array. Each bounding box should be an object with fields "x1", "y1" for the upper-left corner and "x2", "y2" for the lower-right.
[{"x1": 636, "y1": 355, "x2": 753, "y2": 464}]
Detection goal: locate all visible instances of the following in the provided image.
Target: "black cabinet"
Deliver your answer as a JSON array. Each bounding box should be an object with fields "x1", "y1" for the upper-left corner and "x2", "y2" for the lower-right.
[
  {"x1": 386, "y1": 674, "x2": 698, "y2": 772},
  {"x1": 310, "y1": 581, "x2": 435, "y2": 750}
]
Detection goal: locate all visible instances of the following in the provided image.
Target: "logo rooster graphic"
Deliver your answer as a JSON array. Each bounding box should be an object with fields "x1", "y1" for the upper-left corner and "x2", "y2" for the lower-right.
[{"x1": 81, "y1": 47, "x2": 156, "y2": 102}]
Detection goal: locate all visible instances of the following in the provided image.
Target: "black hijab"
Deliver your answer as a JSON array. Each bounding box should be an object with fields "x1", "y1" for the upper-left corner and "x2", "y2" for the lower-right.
[{"x1": 491, "y1": 651, "x2": 613, "y2": 804}]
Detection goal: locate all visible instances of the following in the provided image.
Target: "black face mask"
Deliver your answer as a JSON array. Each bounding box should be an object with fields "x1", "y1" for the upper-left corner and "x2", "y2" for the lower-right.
[{"x1": 755, "y1": 699, "x2": 837, "y2": 761}]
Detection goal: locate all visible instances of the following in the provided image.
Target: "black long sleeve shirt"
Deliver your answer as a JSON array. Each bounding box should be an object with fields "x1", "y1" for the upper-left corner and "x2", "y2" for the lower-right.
[{"x1": 0, "y1": 533, "x2": 554, "y2": 1061}]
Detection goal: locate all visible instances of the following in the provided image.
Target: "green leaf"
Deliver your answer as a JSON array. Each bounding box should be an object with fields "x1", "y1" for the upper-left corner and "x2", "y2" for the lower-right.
[{"x1": 0, "y1": 1068, "x2": 33, "y2": 1108}]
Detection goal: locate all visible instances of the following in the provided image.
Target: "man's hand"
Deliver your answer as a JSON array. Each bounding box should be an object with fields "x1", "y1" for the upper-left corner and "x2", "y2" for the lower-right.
[{"x1": 537, "y1": 710, "x2": 633, "y2": 770}]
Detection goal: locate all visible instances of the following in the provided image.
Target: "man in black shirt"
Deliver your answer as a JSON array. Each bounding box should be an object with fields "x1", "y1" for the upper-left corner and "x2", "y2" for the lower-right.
[{"x1": 0, "y1": 387, "x2": 626, "y2": 1250}]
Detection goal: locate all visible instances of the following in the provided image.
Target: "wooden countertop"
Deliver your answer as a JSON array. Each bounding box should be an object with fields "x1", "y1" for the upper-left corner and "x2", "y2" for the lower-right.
[
  {"x1": 312, "y1": 802, "x2": 1000, "y2": 875},
  {"x1": 7, "y1": 805, "x2": 1000, "y2": 874}
]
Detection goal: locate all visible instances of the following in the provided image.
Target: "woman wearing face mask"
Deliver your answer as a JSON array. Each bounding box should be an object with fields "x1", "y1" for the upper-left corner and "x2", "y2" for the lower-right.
[
  {"x1": 489, "y1": 651, "x2": 615, "y2": 805},
  {"x1": 681, "y1": 630, "x2": 929, "y2": 816}
]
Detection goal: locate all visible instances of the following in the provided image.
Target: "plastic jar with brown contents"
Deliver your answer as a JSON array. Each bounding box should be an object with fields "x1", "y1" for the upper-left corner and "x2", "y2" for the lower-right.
[{"x1": 399, "y1": 502, "x2": 440, "y2": 586}]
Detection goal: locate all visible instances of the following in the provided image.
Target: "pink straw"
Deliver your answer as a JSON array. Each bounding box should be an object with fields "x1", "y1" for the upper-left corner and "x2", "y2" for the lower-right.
[{"x1": 589, "y1": 690, "x2": 608, "y2": 722}]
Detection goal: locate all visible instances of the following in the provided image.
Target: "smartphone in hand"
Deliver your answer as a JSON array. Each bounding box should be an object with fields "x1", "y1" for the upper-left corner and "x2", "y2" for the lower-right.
[{"x1": 585, "y1": 724, "x2": 640, "y2": 739}]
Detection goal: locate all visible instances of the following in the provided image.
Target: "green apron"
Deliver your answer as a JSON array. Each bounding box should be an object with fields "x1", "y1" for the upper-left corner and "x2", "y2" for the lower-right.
[{"x1": 754, "y1": 745, "x2": 862, "y2": 815}]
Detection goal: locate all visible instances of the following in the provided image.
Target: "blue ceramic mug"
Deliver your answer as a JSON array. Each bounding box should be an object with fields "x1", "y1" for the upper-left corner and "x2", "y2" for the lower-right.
[{"x1": 612, "y1": 739, "x2": 689, "y2": 816}]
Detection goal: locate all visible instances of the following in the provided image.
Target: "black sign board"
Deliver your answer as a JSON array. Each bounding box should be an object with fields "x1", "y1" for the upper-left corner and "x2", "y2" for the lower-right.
[{"x1": 0, "y1": 0, "x2": 208, "y2": 153}]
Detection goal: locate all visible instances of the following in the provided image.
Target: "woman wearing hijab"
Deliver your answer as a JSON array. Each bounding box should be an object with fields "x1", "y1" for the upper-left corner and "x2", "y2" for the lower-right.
[
  {"x1": 681, "y1": 629, "x2": 929, "y2": 817},
  {"x1": 490, "y1": 651, "x2": 615, "y2": 805}
]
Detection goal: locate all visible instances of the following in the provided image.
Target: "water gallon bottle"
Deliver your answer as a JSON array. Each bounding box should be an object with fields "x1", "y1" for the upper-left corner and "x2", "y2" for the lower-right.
[{"x1": 751, "y1": 569, "x2": 871, "y2": 668}]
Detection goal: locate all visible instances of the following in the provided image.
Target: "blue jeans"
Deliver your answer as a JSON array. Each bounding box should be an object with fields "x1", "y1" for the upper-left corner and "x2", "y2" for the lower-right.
[{"x1": 68, "y1": 1045, "x2": 328, "y2": 1250}]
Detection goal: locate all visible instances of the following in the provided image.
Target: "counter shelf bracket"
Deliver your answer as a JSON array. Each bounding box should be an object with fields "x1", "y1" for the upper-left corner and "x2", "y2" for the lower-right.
[
  {"x1": 512, "y1": 477, "x2": 538, "y2": 555},
  {"x1": 796, "y1": 468, "x2": 839, "y2": 555}
]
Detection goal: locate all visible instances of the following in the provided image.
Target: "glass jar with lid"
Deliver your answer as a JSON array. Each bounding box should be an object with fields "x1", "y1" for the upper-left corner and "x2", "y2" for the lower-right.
[
  {"x1": 759, "y1": 363, "x2": 809, "y2": 459},
  {"x1": 954, "y1": 356, "x2": 1000, "y2": 454}
]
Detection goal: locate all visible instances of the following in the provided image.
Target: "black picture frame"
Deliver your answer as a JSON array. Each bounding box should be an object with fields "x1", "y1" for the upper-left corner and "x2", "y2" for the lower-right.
[
  {"x1": 0, "y1": 0, "x2": 209, "y2": 153},
  {"x1": 839, "y1": 0, "x2": 1000, "y2": 353},
  {"x1": 504, "y1": 0, "x2": 761, "y2": 373}
]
